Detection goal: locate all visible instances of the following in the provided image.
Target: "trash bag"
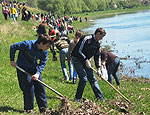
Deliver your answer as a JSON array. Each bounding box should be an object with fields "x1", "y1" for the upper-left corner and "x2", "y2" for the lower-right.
[{"x1": 101, "y1": 65, "x2": 108, "y2": 80}]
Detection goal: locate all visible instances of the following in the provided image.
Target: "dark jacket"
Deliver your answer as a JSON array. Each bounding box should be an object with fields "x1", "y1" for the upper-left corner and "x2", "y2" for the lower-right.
[
  {"x1": 95, "y1": 50, "x2": 117, "y2": 67},
  {"x1": 72, "y1": 34, "x2": 101, "y2": 68}
]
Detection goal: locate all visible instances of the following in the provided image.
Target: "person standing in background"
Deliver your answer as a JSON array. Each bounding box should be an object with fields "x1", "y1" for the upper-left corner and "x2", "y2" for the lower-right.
[
  {"x1": 3, "y1": 6, "x2": 9, "y2": 20},
  {"x1": 11, "y1": 5, "x2": 16, "y2": 22},
  {"x1": 68, "y1": 30, "x2": 83, "y2": 84}
]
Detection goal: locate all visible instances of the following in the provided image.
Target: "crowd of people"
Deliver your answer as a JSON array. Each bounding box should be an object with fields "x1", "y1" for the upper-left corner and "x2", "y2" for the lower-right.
[{"x1": 1, "y1": 1, "x2": 121, "y2": 114}]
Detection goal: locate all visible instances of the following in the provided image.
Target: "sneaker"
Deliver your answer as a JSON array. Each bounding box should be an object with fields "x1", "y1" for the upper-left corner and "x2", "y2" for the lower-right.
[
  {"x1": 24, "y1": 110, "x2": 34, "y2": 114},
  {"x1": 74, "y1": 98, "x2": 81, "y2": 104},
  {"x1": 72, "y1": 79, "x2": 76, "y2": 84},
  {"x1": 97, "y1": 97, "x2": 105, "y2": 102},
  {"x1": 40, "y1": 107, "x2": 46, "y2": 113},
  {"x1": 40, "y1": 108, "x2": 51, "y2": 114}
]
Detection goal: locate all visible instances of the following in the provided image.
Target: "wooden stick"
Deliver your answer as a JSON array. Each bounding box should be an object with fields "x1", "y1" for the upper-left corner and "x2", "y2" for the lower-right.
[
  {"x1": 16, "y1": 65, "x2": 64, "y2": 98},
  {"x1": 91, "y1": 67, "x2": 132, "y2": 104}
]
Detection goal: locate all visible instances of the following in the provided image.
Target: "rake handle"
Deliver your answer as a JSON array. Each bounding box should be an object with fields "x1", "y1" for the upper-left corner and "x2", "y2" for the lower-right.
[
  {"x1": 16, "y1": 65, "x2": 64, "y2": 98},
  {"x1": 91, "y1": 67, "x2": 132, "y2": 104}
]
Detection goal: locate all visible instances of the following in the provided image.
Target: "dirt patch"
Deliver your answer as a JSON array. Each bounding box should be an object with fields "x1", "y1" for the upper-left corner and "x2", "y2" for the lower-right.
[{"x1": 0, "y1": 22, "x2": 24, "y2": 35}]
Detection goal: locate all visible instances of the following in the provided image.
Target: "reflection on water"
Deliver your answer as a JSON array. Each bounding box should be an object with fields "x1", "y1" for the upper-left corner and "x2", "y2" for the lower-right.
[{"x1": 83, "y1": 10, "x2": 150, "y2": 78}]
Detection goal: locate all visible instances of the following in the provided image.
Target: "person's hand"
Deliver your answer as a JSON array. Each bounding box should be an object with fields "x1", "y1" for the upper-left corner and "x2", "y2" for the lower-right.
[
  {"x1": 101, "y1": 61, "x2": 106, "y2": 66},
  {"x1": 86, "y1": 59, "x2": 91, "y2": 68},
  {"x1": 32, "y1": 73, "x2": 40, "y2": 81},
  {"x1": 97, "y1": 68, "x2": 102, "y2": 77},
  {"x1": 10, "y1": 61, "x2": 17, "y2": 67}
]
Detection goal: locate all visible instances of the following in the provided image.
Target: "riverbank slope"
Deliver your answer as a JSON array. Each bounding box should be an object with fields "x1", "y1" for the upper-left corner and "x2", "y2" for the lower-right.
[{"x1": 0, "y1": 6, "x2": 150, "y2": 114}]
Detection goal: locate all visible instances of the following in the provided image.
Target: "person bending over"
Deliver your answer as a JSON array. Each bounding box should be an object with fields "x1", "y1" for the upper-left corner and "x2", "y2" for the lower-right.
[{"x1": 10, "y1": 34, "x2": 52, "y2": 113}]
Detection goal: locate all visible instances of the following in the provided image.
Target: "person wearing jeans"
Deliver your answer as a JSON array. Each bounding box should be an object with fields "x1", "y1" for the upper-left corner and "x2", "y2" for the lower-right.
[
  {"x1": 53, "y1": 35, "x2": 73, "y2": 81},
  {"x1": 72, "y1": 56, "x2": 104, "y2": 100},
  {"x1": 99, "y1": 50, "x2": 120, "y2": 86},
  {"x1": 68, "y1": 30, "x2": 83, "y2": 83},
  {"x1": 11, "y1": 5, "x2": 16, "y2": 22},
  {"x1": 60, "y1": 47, "x2": 73, "y2": 81},
  {"x1": 71, "y1": 27, "x2": 106, "y2": 101}
]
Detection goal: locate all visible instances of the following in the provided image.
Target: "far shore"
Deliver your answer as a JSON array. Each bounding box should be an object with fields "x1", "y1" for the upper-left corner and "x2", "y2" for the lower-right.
[{"x1": 71, "y1": 6, "x2": 150, "y2": 31}]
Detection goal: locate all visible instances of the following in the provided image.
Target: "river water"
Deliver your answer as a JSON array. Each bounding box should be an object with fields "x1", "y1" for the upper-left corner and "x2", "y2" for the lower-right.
[{"x1": 83, "y1": 10, "x2": 150, "y2": 78}]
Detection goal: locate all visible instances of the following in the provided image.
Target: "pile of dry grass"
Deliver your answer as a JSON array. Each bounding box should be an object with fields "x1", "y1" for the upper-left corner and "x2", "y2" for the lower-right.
[{"x1": 44, "y1": 97, "x2": 131, "y2": 115}]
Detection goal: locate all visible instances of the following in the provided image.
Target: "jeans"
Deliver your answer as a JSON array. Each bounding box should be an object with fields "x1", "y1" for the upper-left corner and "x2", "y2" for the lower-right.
[
  {"x1": 60, "y1": 48, "x2": 73, "y2": 80},
  {"x1": 107, "y1": 57, "x2": 120, "y2": 86},
  {"x1": 71, "y1": 58, "x2": 77, "y2": 79},
  {"x1": 12, "y1": 14, "x2": 16, "y2": 22},
  {"x1": 16, "y1": 68, "x2": 47, "y2": 112},
  {"x1": 72, "y1": 56, "x2": 104, "y2": 100}
]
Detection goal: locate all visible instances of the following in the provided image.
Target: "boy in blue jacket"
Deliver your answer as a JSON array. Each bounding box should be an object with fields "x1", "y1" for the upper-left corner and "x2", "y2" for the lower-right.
[{"x1": 10, "y1": 34, "x2": 52, "y2": 113}]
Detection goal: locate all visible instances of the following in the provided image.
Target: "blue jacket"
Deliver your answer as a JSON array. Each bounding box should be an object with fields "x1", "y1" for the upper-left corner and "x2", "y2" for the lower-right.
[{"x1": 10, "y1": 39, "x2": 48, "y2": 74}]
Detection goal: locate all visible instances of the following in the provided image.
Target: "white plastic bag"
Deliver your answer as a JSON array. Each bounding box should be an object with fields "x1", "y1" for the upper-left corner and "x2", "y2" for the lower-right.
[{"x1": 101, "y1": 65, "x2": 108, "y2": 80}]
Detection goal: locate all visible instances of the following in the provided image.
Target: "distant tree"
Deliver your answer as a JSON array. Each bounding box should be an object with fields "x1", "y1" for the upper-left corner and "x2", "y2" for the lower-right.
[
  {"x1": 97, "y1": 0, "x2": 110, "y2": 11},
  {"x1": 36, "y1": 0, "x2": 148, "y2": 14},
  {"x1": 81, "y1": 1, "x2": 89, "y2": 12},
  {"x1": 76, "y1": 0, "x2": 83, "y2": 13},
  {"x1": 27, "y1": 0, "x2": 37, "y2": 8},
  {"x1": 64, "y1": 0, "x2": 78, "y2": 14},
  {"x1": 37, "y1": 0, "x2": 48, "y2": 11},
  {"x1": 37, "y1": 0, "x2": 64, "y2": 14},
  {"x1": 51, "y1": 0, "x2": 64, "y2": 14},
  {"x1": 83, "y1": 0, "x2": 97, "y2": 11}
]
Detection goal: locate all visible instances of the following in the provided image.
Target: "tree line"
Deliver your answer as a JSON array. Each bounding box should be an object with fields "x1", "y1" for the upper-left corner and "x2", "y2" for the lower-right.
[{"x1": 27, "y1": 0, "x2": 149, "y2": 14}]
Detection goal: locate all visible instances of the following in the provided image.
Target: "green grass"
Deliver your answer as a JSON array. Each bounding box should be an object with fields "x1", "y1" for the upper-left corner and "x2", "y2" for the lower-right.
[{"x1": 0, "y1": 5, "x2": 150, "y2": 114}]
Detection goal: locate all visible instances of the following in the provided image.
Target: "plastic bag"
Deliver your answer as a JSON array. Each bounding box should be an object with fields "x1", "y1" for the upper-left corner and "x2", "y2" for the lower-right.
[{"x1": 101, "y1": 65, "x2": 108, "y2": 80}]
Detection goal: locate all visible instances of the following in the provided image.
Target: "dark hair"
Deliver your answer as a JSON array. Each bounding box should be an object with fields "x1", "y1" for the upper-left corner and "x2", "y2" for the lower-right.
[
  {"x1": 37, "y1": 23, "x2": 46, "y2": 34},
  {"x1": 95, "y1": 27, "x2": 106, "y2": 36},
  {"x1": 75, "y1": 30, "x2": 83, "y2": 38},
  {"x1": 37, "y1": 34, "x2": 53, "y2": 45}
]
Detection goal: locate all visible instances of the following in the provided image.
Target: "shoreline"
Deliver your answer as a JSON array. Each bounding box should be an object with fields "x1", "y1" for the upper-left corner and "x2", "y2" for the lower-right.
[{"x1": 71, "y1": 7, "x2": 150, "y2": 79}]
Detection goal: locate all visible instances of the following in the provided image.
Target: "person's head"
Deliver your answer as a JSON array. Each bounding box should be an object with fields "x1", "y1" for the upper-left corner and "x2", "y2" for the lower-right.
[
  {"x1": 95, "y1": 27, "x2": 106, "y2": 41},
  {"x1": 74, "y1": 30, "x2": 83, "y2": 43},
  {"x1": 36, "y1": 34, "x2": 53, "y2": 51}
]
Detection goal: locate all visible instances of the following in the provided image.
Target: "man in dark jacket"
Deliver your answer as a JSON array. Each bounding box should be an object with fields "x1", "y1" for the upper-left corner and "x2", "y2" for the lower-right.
[{"x1": 71, "y1": 27, "x2": 106, "y2": 102}]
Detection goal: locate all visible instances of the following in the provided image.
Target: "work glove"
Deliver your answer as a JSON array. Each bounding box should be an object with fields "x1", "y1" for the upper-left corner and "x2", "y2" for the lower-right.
[{"x1": 85, "y1": 59, "x2": 91, "y2": 68}]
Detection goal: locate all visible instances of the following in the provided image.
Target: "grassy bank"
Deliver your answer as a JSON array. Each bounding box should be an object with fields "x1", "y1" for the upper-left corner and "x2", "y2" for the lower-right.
[{"x1": 0, "y1": 5, "x2": 150, "y2": 114}]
